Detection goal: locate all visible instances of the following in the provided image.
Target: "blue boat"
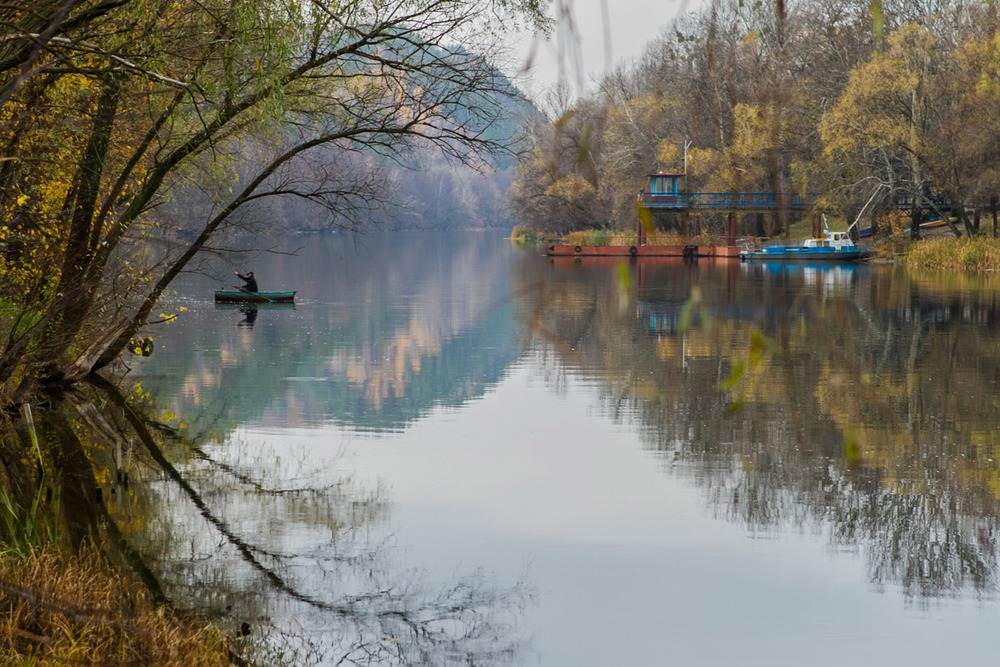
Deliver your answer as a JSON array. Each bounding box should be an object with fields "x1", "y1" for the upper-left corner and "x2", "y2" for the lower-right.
[{"x1": 738, "y1": 226, "x2": 872, "y2": 262}]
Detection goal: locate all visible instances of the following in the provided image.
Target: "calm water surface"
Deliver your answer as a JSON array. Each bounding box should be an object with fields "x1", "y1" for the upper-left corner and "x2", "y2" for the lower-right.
[{"x1": 132, "y1": 232, "x2": 1000, "y2": 665}]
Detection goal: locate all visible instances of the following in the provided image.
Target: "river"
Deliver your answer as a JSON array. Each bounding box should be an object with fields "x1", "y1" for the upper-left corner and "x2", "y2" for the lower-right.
[{"x1": 128, "y1": 231, "x2": 1000, "y2": 665}]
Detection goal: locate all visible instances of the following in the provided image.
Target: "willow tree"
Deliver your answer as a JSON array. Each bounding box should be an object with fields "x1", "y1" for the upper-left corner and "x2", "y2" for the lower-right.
[
  {"x1": 0, "y1": 0, "x2": 549, "y2": 403},
  {"x1": 819, "y1": 22, "x2": 962, "y2": 237}
]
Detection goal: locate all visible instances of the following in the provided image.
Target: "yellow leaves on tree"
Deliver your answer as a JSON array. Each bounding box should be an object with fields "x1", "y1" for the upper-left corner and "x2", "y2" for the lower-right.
[
  {"x1": 820, "y1": 23, "x2": 934, "y2": 160},
  {"x1": 544, "y1": 173, "x2": 596, "y2": 201},
  {"x1": 719, "y1": 103, "x2": 784, "y2": 191},
  {"x1": 605, "y1": 95, "x2": 668, "y2": 145},
  {"x1": 655, "y1": 141, "x2": 680, "y2": 171},
  {"x1": 970, "y1": 31, "x2": 1000, "y2": 100},
  {"x1": 684, "y1": 147, "x2": 723, "y2": 191}
]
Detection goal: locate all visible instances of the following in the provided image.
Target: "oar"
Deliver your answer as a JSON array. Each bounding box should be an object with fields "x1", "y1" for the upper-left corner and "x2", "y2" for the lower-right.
[{"x1": 233, "y1": 286, "x2": 278, "y2": 303}]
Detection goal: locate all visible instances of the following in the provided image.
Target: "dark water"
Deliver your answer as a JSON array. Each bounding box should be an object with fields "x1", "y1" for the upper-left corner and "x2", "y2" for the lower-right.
[{"x1": 131, "y1": 232, "x2": 1000, "y2": 665}]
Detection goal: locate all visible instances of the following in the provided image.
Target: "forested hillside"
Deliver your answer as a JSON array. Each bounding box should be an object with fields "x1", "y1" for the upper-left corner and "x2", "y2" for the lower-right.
[
  {"x1": 158, "y1": 58, "x2": 542, "y2": 233},
  {"x1": 510, "y1": 0, "x2": 1000, "y2": 239}
]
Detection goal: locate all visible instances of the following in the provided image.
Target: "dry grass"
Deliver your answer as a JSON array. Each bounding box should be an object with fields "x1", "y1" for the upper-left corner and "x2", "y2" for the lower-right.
[
  {"x1": 902, "y1": 237, "x2": 1000, "y2": 271},
  {"x1": 0, "y1": 546, "x2": 232, "y2": 666},
  {"x1": 562, "y1": 229, "x2": 727, "y2": 247}
]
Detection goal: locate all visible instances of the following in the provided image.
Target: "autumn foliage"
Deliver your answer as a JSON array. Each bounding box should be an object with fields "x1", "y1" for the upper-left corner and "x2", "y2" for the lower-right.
[{"x1": 511, "y1": 1, "x2": 1000, "y2": 240}]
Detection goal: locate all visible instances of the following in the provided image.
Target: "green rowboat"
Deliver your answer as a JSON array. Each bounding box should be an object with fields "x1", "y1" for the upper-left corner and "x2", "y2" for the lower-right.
[{"x1": 214, "y1": 290, "x2": 296, "y2": 304}]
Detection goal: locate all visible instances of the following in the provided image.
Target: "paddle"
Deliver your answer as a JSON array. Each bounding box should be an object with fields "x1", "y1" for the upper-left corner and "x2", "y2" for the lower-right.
[{"x1": 232, "y1": 285, "x2": 278, "y2": 303}]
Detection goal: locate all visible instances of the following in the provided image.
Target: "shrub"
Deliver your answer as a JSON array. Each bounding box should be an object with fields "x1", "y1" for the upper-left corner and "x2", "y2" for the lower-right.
[{"x1": 510, "y1": 226, "x2": 540, "y2": 244}]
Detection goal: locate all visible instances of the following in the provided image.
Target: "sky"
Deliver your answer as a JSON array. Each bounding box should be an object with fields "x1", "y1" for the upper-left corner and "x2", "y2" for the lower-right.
[{"x1": 513, "y1": 0, "x2": 707, "y2": 98}]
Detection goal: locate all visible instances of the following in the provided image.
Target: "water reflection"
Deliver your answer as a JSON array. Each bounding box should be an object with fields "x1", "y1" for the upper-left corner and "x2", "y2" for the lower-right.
[
  {"x1": 745, "y1": 260, "x2": 861, "y2": 297},
  {"x1": 139, "y1": 233, "x2": 518, "y2": 435},
  {"x1": 113, "y1": 234, "x2": 1000, "y2": 664},
  {"x1": 0, "y1": 377, "x2": 533, "y2": 665},
  {"x1": 238, "y1": 306, "x2": 258, "y2": 327},
  {"x1": 139, "y1": 240, "x2": 1000, "y2": 604},
  {"x1": 516, "y1": 254, "x2": 1000, "y2": 601}
]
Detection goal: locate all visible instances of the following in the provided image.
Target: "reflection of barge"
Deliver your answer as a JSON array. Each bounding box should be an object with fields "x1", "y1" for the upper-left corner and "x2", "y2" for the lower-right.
[{"x1": 546, "y1": 244, "x2": 741, "y2": 258}]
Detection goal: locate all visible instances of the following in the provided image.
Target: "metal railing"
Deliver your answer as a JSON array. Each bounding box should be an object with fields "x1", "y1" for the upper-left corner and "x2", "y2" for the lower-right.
[{"x1": 639, "y1": 191, "x2": 812, "y2": 210}]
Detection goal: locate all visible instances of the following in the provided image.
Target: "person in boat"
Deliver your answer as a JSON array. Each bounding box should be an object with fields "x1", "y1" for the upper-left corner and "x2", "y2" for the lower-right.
[{"x1": 234, "y1": 270, "x2": 258, "y2": 292}]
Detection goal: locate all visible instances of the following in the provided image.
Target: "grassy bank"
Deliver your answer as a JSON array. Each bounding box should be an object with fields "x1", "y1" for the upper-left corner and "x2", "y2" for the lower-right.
[
  {"x1": 902, "y1": 237, "x2": 1000, "y2": 271},
  {"x1": 510, "y1": 226, "x2": 542, "y2": 244},
  {"x1": 0, "y1": 546, "x2": 233, "y2": 665}
]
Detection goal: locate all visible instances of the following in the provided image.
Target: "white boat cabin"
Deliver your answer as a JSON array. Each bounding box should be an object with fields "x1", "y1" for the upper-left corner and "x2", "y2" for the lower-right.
[{"x1": 803, "y1": 230, "x2": 856, "y2": 251}]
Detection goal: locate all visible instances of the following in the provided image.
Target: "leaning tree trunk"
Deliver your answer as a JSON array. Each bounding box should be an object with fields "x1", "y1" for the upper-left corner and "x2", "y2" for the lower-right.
[
  {"x1": 931, "y1": 193, "x2": 962, "y2": 238},
  {"x1": 52, "y1": 73, "x2": 122, "y2": 338}
]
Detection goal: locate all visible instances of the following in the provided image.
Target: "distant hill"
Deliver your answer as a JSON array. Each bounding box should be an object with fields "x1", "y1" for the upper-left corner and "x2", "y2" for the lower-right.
[{"x1": 152, "y1": 43, "x2": 541, "y2": 237}]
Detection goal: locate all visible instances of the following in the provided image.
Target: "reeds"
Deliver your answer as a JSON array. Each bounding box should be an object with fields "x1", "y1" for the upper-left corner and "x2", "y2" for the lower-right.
[
  {"x1": 903, "y1": 237, "x2": 1000, "y2": 271},
  {"x1": 0, "y1": 546, "x2": 231, "y2": 666},
  {"x1": 0, "y1": 488, "x2": 58, "y2": 559}
]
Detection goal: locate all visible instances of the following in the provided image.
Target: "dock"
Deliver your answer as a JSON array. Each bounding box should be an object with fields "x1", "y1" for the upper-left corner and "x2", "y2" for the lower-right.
[{"x1": 548, "y1": 171, "x2": 821, "y2": 258}]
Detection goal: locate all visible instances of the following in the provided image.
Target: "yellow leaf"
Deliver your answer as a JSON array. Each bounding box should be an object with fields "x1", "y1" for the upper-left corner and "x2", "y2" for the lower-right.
[
  {"x1": 717, "y1": 359, "x2": 746, "y2": 391},
  {"x1": 843, "y1": 425, "x2": 861, "y2": 465},
  {"x1": 616, "y1": 261, "x2": 632, "y2": 292}
]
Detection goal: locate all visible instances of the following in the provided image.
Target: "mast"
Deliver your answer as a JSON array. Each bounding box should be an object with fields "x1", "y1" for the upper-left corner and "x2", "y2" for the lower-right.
[{"x1": 847, "y1": 185, "x2": 886, "y2": 235}]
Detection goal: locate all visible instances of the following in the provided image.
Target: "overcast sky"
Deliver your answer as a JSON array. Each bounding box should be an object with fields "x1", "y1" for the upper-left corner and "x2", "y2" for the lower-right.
[{"x1": 513, "y1": 0, "x2": 707, "y2": 98}]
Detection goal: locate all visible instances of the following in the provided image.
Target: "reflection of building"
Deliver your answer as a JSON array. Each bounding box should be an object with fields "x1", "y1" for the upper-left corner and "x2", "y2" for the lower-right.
[
  {"x1": 638, "y1": 300, "x2": 809, "y2": 334},
  {"x1": 638, "y1": 301, "x2": 697, "y2": 334},
  {"x1": 636, "y1": 263, "x2": 870, "y2": 336}
]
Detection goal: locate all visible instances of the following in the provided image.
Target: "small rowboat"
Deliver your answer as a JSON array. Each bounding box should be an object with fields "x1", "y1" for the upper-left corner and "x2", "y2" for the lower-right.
[{"x1": 214, "y1": 290, "x2": 296, "y2": 304}]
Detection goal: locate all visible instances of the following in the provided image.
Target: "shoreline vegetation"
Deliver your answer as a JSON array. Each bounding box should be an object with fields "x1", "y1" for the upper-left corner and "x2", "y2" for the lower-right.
[
  {"x1": 0, "y1": 546, "x2": 234, "y2": 666},
  {"x1": 900, "y1": 237, "x2": 1000, "y2": 271},
  {"x1": 520, "y1": 224, "x2": 1000, "y2": 271}
]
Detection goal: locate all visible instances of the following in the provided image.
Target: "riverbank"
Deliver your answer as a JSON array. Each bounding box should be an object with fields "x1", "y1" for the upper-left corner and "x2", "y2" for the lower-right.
[
  {"x1": 0, "y1": 546, "x2": 233, "y2": 665},
  {"x1": 901, "y1": 236, "x2": 1000, "y2": 271},
  {"x1": 535, "y1": 224, "x2": 1000, "y2": 269}
]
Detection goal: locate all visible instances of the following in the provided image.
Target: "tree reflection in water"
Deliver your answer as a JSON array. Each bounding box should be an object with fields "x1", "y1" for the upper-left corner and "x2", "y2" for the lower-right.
[
  {"x1": 0, "y1": 376, "x2": 533, "y2": 665},
  {"x1": 517, "y1": 257, "x2": 1000, "y2": 603}
]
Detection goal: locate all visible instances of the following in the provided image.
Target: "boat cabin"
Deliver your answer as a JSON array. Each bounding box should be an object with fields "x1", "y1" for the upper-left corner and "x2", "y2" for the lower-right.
[{"x1": 803, "y1": 230, "x2": 855, "y2": 251}]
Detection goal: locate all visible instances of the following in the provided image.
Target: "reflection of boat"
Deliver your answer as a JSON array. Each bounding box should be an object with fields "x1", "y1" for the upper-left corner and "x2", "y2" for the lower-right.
[
  {"x1": 739, "y1": 229, "x2": 871, "y2": 262},
  {"x1": 743, "y1": 261, "x2": 861, "y2": 297},
  {"x1": 214, "y1": 290, "x2": 296, "y2": 303}
]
